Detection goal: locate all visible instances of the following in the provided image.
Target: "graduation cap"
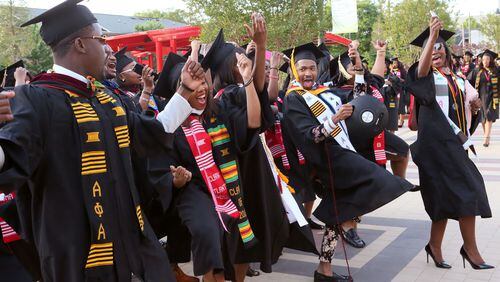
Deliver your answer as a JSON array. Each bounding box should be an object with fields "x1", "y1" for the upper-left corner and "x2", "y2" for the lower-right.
[
  {"x1": 201, "y1": 29, "x2": 237, "y2": 76},
  {"x1": 409, "y1": 27, "x2": 455, "y2": 47},
  {"x1": 481, "y1": 49, "x2": 498, "y2": 59},
  {"x1": 464, "y1": 50, "x2": 474, "y2": 57},
  {"x1": 390, "y1": 56, "x2": 398, "y2": 61},
  {"x1": 452, "y1": 53, "x2": 463, "y2": 59},
  {"x1": 282, "y1": 42, "x2": 325, "y2": 64},
  {"x1": 114, "y1": 47, "x2": 135, "y2": 73},
  {"x1": 0, "y1": 60, "x2": 24, "y2": 88},
  {"x1": 279, "y1": 61, "x2": 290, "y2": 74},
  {"x1": 20, "y1": 0, "x2": 97, "y2": 46},
  {"x1": 330, "y1": 51, "x2": 354, "y2": 80},
  {"x1": 152, "y1": 52, "x2": 186, "y2": 100}
]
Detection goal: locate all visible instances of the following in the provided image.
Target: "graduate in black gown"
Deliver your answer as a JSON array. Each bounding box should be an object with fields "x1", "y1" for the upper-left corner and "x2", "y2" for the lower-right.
[
  {"x1": 0, "y1": 1, "x2": 207, "y2": 281},
  {"x1": 325, "y1": 40, "x2": 413, "y2": 249},
  {"x1": 282, "y1": 42, "x2": 413, "y2": 282},
  {"x1": 462, "y1": 51, "x2": 476, "y2": 78},
  {"x1": 406, "y1": 15, "x2": 493, "y2": 270},
  {"x1": 467, "y1": 49, "x2": 499, "y2": 147},
  {"x1": 204, "y1": 18, "x2": 289, "y2": 280}
]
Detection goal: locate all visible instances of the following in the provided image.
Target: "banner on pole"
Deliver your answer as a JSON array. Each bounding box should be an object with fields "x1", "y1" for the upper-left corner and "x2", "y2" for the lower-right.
[{"x1": 331, "y1": 0, "x2": 359, "y2": 34}]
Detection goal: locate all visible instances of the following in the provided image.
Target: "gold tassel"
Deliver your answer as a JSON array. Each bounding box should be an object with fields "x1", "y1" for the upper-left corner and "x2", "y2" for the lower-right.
[
  {"x1": 290, "y1": 48, "x2": 299, "y2": 82},
  {"x1": 338, "y1": 56, "x2": 352, "y2": 80}
]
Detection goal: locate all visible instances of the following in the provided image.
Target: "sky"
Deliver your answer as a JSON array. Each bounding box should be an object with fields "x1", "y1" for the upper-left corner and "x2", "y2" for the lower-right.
[{"x1": 20, "y1": 0, "x2": 499, "y2": 17}]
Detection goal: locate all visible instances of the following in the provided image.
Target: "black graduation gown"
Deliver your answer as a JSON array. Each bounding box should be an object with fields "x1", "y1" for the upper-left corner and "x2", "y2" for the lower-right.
[
  {"x1": 467, "y1": 67, "x2": 499, "y2": 122},
  {"x1": 283, "y1": 89, "x2": 413, "y2": 226},
  {"x1": 276, "y1": 90, "x2": 316, "y2": 204},
  {"x1": 223, "y1": 85, "x2": 289, "y2": 274},
  {"x1": 406, "y1": 63, "x2": 491, "y2": 221},
  {"x1": 0, "y1": 81, "x2": 175, "y2": 282},
  {"x1": 148, "y1": 85, "x2": 262, "y2": 276}
]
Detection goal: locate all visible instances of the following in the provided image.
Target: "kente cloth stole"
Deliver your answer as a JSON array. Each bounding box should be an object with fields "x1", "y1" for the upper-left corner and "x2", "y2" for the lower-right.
[
  {"x1": 370, "y1": 86, "x2": 387, "y2": 165},
  {"x1": 433, "y1": 70, "x2": 475, "y2": 152},
  {"x1": 264, "y1": 118, "x2": 306, "y2": 170},
  {"x1": 182, "y1": 115, "x2": 257, "y2": 248},
  {"x1": 475, "y1": 69, "x2": 499, "y2": 110},
  {"x1": 41, "y1": 80, "x2": 147, "y2": 275},
  {"x1": 0, "y1": 192, "x2": 20, "y2": 243},
  {"x1": 287, "y1": 86, "x2": 356, "y2": 152}
]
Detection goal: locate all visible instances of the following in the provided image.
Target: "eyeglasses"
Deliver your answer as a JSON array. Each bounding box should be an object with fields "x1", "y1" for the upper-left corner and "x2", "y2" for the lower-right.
[
  {"x1": 79, "y1": 35, "x2": 107, "y2": 44},
  {"x1": 433, "y1": 42, "x2": 444, "y2": 51}
]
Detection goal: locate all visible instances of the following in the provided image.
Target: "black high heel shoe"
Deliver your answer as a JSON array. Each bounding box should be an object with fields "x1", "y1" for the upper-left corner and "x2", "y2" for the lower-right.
[
  {"x1": 425, "y1": 244, "x2": 451, "y2": 269},
  {"x1": 460, "y1": 246, "x2": 494, "y2": 270}
]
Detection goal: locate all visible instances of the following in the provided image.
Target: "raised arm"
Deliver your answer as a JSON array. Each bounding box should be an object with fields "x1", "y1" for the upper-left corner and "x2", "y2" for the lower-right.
[
  {"x1": 245, "y1": 12, "x2": 267, "y2": 93},
  {"x1": 267, "y1": 51, "x2": 283, "y2": 102},
  {"x1": 371, "y1": 40, "x2": 388, "y2": 77},
  {"x1": 236, "y1": 52, "x2": 261, "y2": 129},
  {"x1": 417, "y1": 16, "x2": 443, "y2": 78}
]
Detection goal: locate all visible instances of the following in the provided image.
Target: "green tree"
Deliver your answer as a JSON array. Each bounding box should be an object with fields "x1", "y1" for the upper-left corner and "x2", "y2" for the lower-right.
[
  {"x1": 185, "y1": 0, "x2": 329, "y2": 50},
  {"x1": 372, "y1": 0, "x2": 456, "y2": 64},
  {"x1": 135, "y1": 9, "x2": 191, "y2": 24},
  {"x1": 462, "y1": 16, "x2": 481, "y2": 30},
  {"x1": 0, "y1": 0, "x2": 35, "y2": 66},
  {"x1": 479, "y1": 13, "x2": 500, "y2": 49},
  {"x1": 134, "y1": 20, "x2": 165, "y2": 32},
  {"x1": 25, "y1": 26, "x2": 53, "y2": 74}
]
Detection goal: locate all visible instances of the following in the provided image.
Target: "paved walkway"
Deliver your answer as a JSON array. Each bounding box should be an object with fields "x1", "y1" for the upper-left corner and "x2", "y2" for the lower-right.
[{"x1": 180, "y1": 122, "x2": 500, "y2": 282}]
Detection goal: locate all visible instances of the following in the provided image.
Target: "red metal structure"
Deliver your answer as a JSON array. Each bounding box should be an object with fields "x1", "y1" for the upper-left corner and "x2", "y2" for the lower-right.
[{"x1": 106, "y1": 26, "x2": 201, "y2": 71}]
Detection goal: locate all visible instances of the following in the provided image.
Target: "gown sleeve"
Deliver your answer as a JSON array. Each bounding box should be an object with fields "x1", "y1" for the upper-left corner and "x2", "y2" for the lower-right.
[
  {"x1": 0, "y1": 85, "x2": 46, "y2": 193},
  {"x1": 217, "y1": 85, "x2": 262, "y2": 154},
  {"x1": 146, "y1": 146, "x2": 176, "y2": 212},
  {"x1": 406, "y1": 62, "x2": 436, "y2": 106},
  {"x1": 127, "y1": 111, "x2": 175, "y2": 158}
]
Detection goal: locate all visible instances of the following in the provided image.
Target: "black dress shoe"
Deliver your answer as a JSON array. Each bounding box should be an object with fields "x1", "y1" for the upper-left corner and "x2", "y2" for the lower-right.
[
  {"x1": 342, "y1": 228, "x2": 366, "y2": 248},
  {"x1": 308, "y1": 218, "x2": 324, "y2": 230},
  {"x1": 246, "y1": 267, "x2": 260, "y2": 277},
  {"x1": 460, "y1": 246, "x2": 495, "y2": 270},
  {"x1": 314, "y1": 270, "x2": 352, "y2": 282},
  {"x1": 424, "y1": 244, "x2": 452, "y2": 269},
  {"x1": 410, "y1": 185, "x2": 421, "y2": 192}
]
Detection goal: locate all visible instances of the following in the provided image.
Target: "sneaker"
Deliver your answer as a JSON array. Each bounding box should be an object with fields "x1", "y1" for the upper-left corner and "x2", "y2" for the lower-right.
[{"x1": 342, "y1": 228, "x2": 366, "y2": 248}]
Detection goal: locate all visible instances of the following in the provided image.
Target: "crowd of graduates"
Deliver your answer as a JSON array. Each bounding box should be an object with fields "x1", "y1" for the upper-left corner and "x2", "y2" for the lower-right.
[{"x1": 0, "y1": 1, "x2": 498, "y2": 282}]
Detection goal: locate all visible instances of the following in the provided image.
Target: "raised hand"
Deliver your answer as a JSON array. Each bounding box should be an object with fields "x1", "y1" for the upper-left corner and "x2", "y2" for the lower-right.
[
  {"x1": 372, "y1": 40, "x2": 387, "y2": 52},
  {"x1": 348, "y1": 40, "x2": 362, "y2": 68},
  {"x1": 236, "y1": 52, "x2": 253, "y2": 82},
  {"x1": 14, "y1": 67, "x2": 29, "y2": 86},
  {"x1": 179, "y1": 58, "x2": 205, "y2": 98},
  {"x1": 0, "y1": 91, "x2": 15, "y2": 122},
  {"x1": 429, "y1": 16, "x2": 443, "y2": 43},
  {"x1": 270, "y1": 51, "x2": 283, "y2": 69},
  {"x1": 141, "y1": 65, "x2": 155, "y2": 93},
  {"x1": 244, "y1": 12, "x2": 267, "y2": 48}
]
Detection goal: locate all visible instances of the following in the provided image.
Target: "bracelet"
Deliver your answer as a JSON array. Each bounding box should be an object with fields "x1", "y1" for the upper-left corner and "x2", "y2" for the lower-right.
[
  {"x1": 377, "y1": 50, "x2": 386, "y2": 53},
  {"x1": 269, "y1": 75, "x2": 279, "y2": 80},
  {"x1": 142, "y1": 90, "x2": 152, "y2": 96},
  {"x1": 243, "y1": 77, "x2": 254, "y2": 87},
  {"x1": 180, "y1": 82, "x2": 194, "y2": 92},
  {"x1": 139, "y1": 97, "x2": 149, "y2": 103},
  {"x1": 353, "y1": 68, "x2": 364, "y2": 72}
]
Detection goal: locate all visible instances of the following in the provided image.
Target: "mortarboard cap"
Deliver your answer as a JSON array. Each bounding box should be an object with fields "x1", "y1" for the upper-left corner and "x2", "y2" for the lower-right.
[
  {"x1": 282, "y1": 42, "x2": 326, "y2": 63},
  {"x1": 330, "y1": 51, "x2": 353, "y2": 78},
  {"x1": 21, "y1": 0, "x2": 97, "y2": 46},
  {"x1": 201, "y1": 29, "x2": 237, "y2": 76},
  {"x1": 153, "y1": 53, "x2": 186, "y2": 100},
  {"x1": 114, "y1": 47, "x2": 135, "y2": 73},
  {"x1": 183, "y1": 49, "x2": 204, "y2": 63},
  {"x1": 390, "y1": 56, "x2": 398, "y2": 61},
  {"x1": 481, "y1": 49, "x2": 498, "y2": 59},
  {"x1": 409, "y1": 27, "x2": 455, "y2": 47},
  {"x1": 0, "y1": 60, "x2": 25, "y2": 88},
  {"x1": 279, "y1": 62, "x2": 290, "y2": 74}
]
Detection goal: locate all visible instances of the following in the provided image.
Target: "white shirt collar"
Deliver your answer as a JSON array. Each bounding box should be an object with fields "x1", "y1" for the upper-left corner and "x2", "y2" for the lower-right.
[{"x1": 52, "y1": 64, "x2": 89, "y2": 84}]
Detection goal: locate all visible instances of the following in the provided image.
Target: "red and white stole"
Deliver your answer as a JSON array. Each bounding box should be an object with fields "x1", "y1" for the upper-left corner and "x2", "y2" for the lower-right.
[
  {"x1": 370, "y1": 86, "x2": 387, "y2": 165},
  {"x1": 182, "y1": 116, "x2": 240, "y2": 230},
  {"x1": 0, "y1": 192, "x2": 20, "y2": 243}
]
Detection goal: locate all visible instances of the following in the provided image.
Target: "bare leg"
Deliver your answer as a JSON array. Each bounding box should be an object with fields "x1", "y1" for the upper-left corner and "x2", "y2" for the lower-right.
[
  {"x1": 484, "y1": 121, "x2": 492, "y2": 146},
  {"x1": 388, "y1": 153, "x2": 409, "y2": 178},
  {"x1": 459, "y1": 216, "x2": 485, "y2": 264},
  {"x1": 203, "y1": 271, "x2": 215, "y2": 282},
  {"x1": 304, "y1": 201, "x2": 314, "y2": 218},
  {"x1": 342, "y1": 220, "x2": 355, "y2": 231},
  {"x1": 429, "y1": 219, "x2": 448, "y2": 262},
  {"x1": 234, "y1": 263, "x2": 249, "y2": 282}
]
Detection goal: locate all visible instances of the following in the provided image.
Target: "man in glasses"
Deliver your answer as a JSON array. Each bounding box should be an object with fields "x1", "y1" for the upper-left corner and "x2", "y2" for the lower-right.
[{"x1": 0, "y1": 1, "x2": 205, "y2": 281}]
